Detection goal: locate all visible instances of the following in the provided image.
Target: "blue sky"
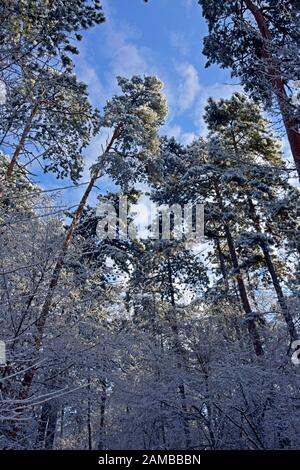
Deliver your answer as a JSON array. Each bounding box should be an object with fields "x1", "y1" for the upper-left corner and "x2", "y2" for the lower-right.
[
  {"x1": 76, "y1": 0, "x2": 241, "y2": 142},
  {"x1": 37, "y1": 0, "x2": 243, "y2": 205},
  {"x1": 28, "y1": 0, "x2": 298, "y2": 241}
]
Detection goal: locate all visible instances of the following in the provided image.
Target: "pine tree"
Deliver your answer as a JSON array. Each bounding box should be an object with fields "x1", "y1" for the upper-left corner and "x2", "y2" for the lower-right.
[
  {"x1": 204, "y1": 93, "x2": 299, "y2": 342},
  {"x1": 150, "y1": 134, "x2": 264, "y2": 355},
  {"x1": 1, "y1": 68, "x2": 100, "y2": 181},
  {"x1": 198, "y1": 0, "x2": 300, "y2": 180},
  {"x1": 18, "y1": 75, "x2": 167, "y2": 401},
  {"x1": 0, "y1": 1, "x2": 105, "y2": 72}
]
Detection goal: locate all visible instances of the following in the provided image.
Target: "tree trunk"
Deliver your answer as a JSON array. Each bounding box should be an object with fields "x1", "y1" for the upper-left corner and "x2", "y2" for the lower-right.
[
  {"x1": 213, "y1": 180, "x2": 264, "y2": 356},
  {"x1": 37, "y1": 402, "x2": 50, "y2": 448},
  {"x1": 60, "y1": 407, "x2": 64, "y2": 442},
  {"x1": 5, "y1": 104, "x2": 39, "y2": 179},
  {"x1": 97, "y1": 380, "x2": 107, "y2": 451},
  {"x1": 166, "y1": 258, "x2": 191, "y2": 449},
  {"x1": 44, "y1": 401, "x2": 58, "y2": 449},
  {"x1": 18, "y1": 126, "x2": 121, "y2": 399},
  {"x1": 248, "y1": 198, "x2": 298, "y2": 341},
  {"x1": 215, "y1": 235, "x2": 229, "y2": 289},
  {"x1": 224, "y1": 222, "x2": 264, "y2": 356},
  {"x1": 37, "y1": 400, "x2": 58, "y2": 449},
  {"x1": 87, "y1": 377, "x2": 92, "y2": 450}
]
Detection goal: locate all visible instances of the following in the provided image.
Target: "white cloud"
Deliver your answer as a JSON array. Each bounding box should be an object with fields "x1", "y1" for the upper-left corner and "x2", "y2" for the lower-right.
[
  {"x1": 73, "y1": 1, "x2": 243, "y2": 205},
  {"x1": 75, "y1": 0, "x2": 157, "y2": 108},
  {"x1": 169, "y1": 32, "x2": 189, "y2": 56},
  {"x1": 181, "y1": 132, "x2": 197, "y2": 145},
  {"x1": 164, "y1": 79, "x2": 242, "y2": 143},
  {"x1": 163, "y1": 125, "x2": 182, "y2": 140},
  {"x1": 75, "y1": 56, "x2": 104, "y2": 107},
  {"x1": 162, "y1": 124, "x2": 197, "y2": 145},
  {"x1": 103, "y1": 25, "x2": 153, "y2": 83},
  {"x1": 176, "y1": 63, "x2": 201, "y2": 112}
]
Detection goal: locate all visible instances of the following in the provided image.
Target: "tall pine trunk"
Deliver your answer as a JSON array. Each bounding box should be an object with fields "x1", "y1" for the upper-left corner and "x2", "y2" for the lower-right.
[
  {"x1": 37, "y1": 400, "x2": 58, "y2": 449},
  {"x1": 97, "y1": 380, "x2": 107, "y2": 451},
  {"x1": 248, "y1": 198, "x2": 298, "y2": 341},
  {"x1": 17, "y1": 126, "x2": 121, "y2": 405},
  {"x1": 44, "y1": 402, "x2": 58, "y2": 450},
  {"x1": 87, "y1": 376, "x2": 92, "y2": 450},
  {"x1": 213, "y1": 180, "x2": 264, "y2": 356},
  {"x1": 5, "y1": 104, "x2": 39, "y2": 179},
  {"x1": 166, "y1": 258, "x2": 191, "y2": 449}
]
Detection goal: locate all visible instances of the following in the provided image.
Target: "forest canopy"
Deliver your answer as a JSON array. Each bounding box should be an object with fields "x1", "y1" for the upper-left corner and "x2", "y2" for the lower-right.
[{"x1": 0, "y1": 0, "x2": 299, "y2": 452}]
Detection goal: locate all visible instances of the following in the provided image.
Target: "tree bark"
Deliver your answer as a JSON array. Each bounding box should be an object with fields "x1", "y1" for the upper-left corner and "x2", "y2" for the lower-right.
[
  {"x1": 87, "y1": 377, "x2": 92, "y2": 450},
  {"x1": 44, "y1": 401, "x2": 58, "y2": 449},
  {"x1": 5, "y1": 104, "x2": 39, "y2": 179},
  {"x1": 248, "y1": 198, "x2": 298, "y2": 341},
  {"x1": 166, "y1": 258, "x2": 191, "y2": 449},
  {"x1": 215, "y1": 235, "x2": 229, "y2": 289},
  {"x1": 97, "y1": 380, "x2": 107, "y2": 451},
  {"x1": 37, "y1": 400, "x2": 58, "y2": 449},
  {"x1": 37, "y1": 402, "x2": 50, "y2": 448},
  {"x1": 213, "y1": 180, "x2": 264, "y2": 356},
  {"x1": 18, "y1": 126, "x2": 121, "y2": 402}
]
